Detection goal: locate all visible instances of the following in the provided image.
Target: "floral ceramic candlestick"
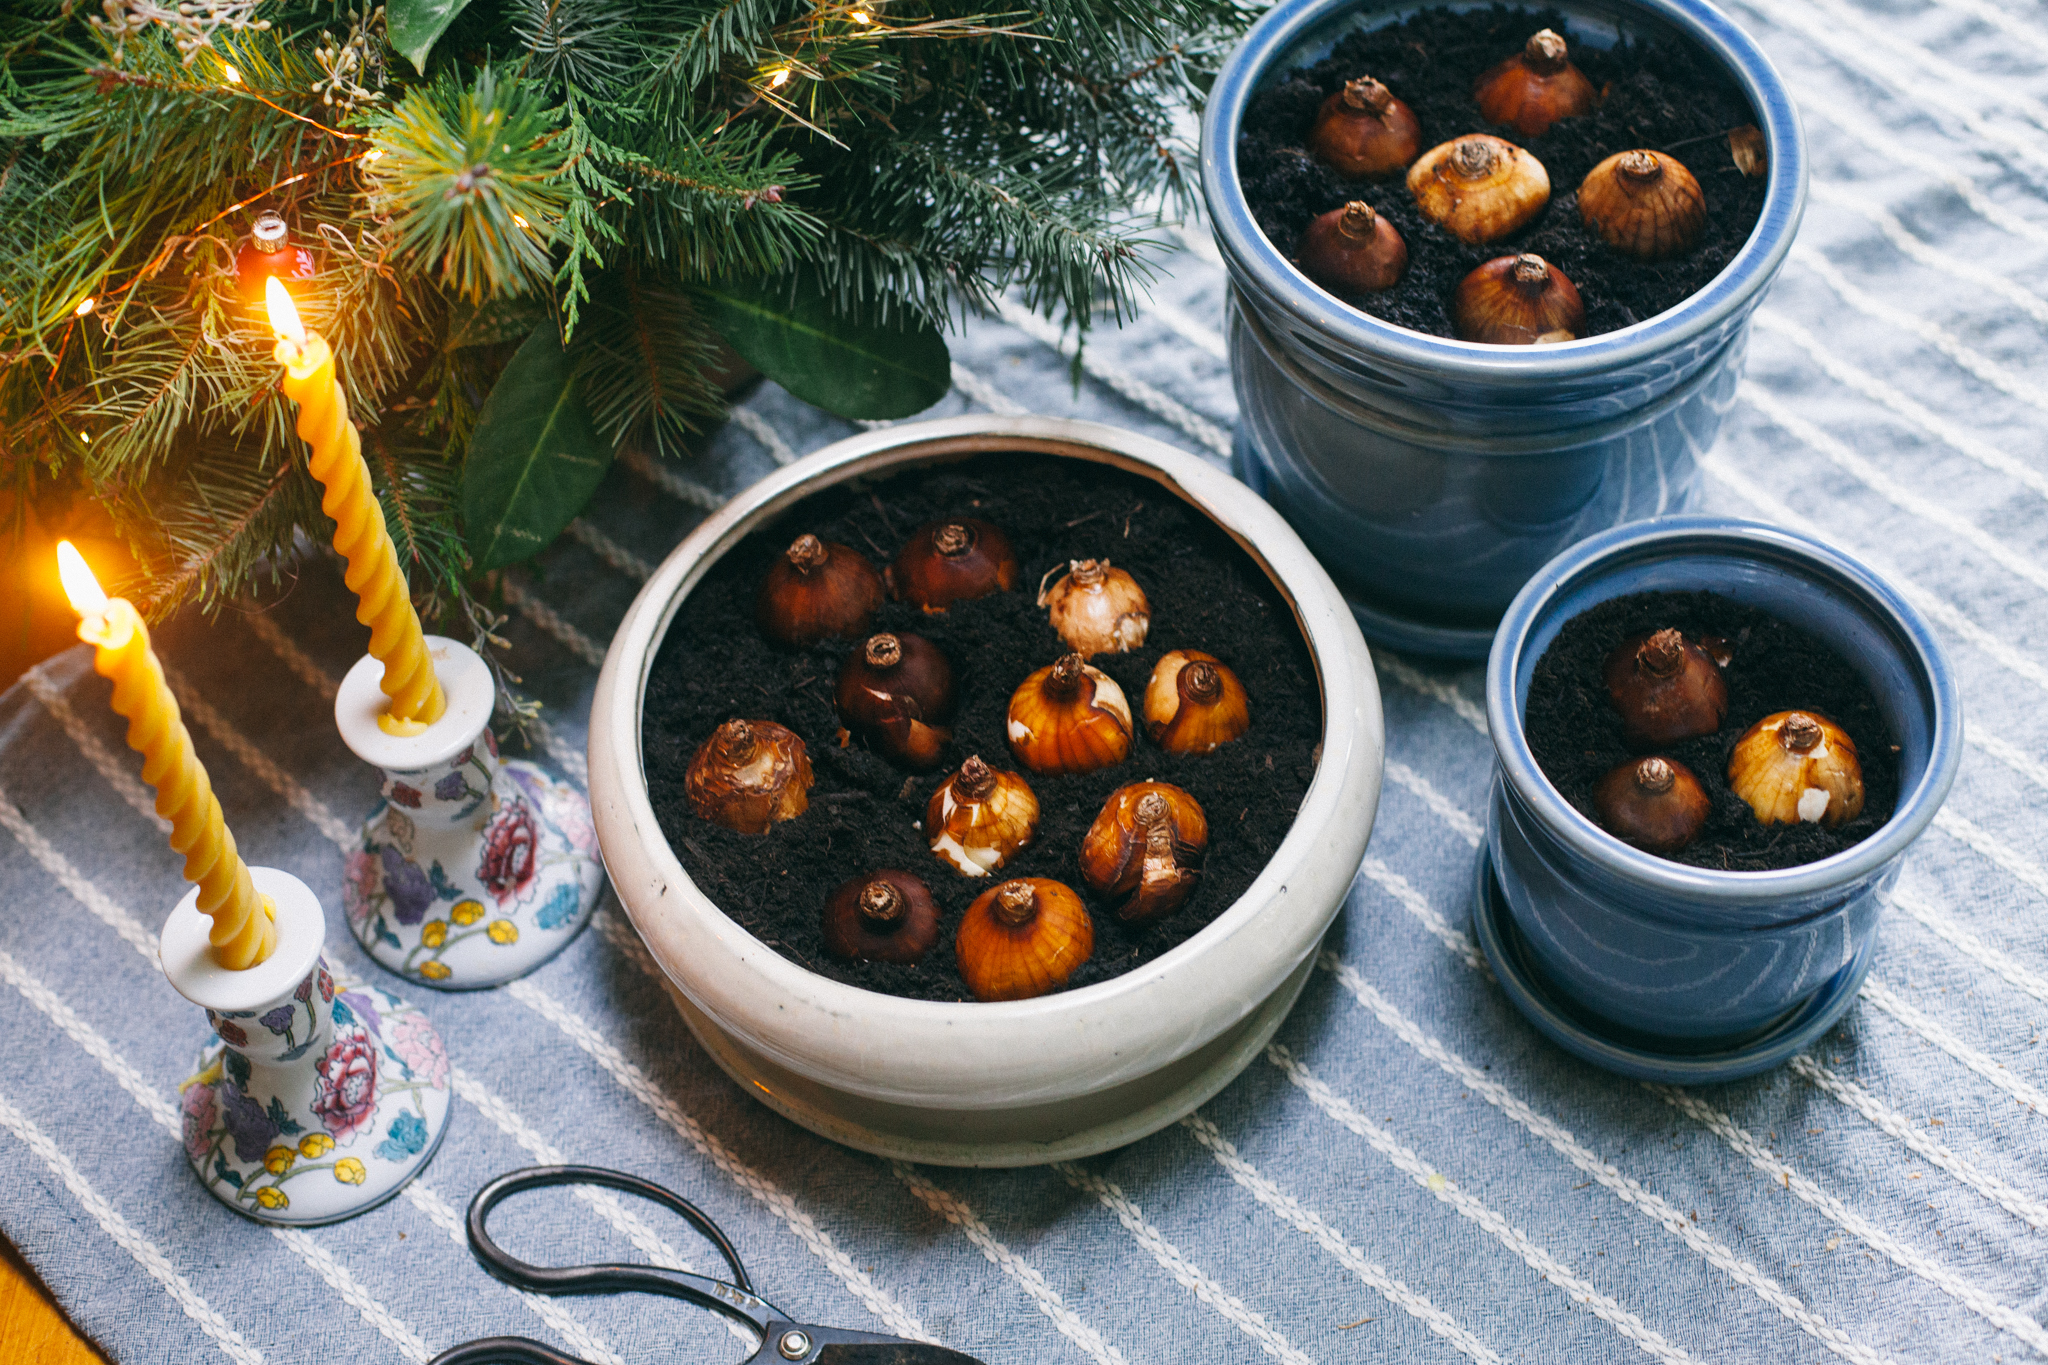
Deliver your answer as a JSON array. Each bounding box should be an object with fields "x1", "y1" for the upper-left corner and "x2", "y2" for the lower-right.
[
  {"x1": 338, "y1": 634, "x2": 602, "y2": 989},
  {"x1": 165, "y1": 865, "x2": 452, "y2": 1225}
]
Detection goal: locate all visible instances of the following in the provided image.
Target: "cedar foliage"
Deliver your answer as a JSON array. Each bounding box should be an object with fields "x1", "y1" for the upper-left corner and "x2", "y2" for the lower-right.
[{"x1": 0, "y1": 0, "x2": 1254, "y2": 623}]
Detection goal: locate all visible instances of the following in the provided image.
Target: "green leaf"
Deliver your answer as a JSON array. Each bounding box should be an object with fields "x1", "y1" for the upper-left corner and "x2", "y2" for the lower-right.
[
  {"x1": 387, "y1": 0, "x2": 473, "y2": 74},
  {"x1": 460, "y1": 326, "x2": 612, "y2": 571},
  {"x1": 695, "y1": 273, "x2": 949, "y2": 421}
]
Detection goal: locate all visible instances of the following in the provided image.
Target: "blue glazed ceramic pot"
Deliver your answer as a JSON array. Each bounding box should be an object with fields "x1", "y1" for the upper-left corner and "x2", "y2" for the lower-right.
[
  {"x1": 1482, "y1": 517, "x2": 1962, "y2": 1075},
  {"x1": 1201, "y1": 0, "x2": 1807, "y2": 659}
]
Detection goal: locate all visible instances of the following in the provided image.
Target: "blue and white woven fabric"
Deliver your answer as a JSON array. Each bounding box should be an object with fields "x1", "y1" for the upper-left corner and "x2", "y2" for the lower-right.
[{"x1": 5, "y1": 2, "x2": 2048, "y2": 1360}]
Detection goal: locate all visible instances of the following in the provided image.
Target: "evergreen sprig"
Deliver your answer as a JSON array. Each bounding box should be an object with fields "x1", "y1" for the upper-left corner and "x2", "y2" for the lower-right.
[{"x1": 0, "y1": 0, "x2": 1259, "y2": 642}]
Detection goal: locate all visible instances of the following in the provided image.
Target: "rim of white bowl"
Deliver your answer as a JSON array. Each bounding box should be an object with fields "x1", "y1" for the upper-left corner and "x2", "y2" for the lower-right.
[{"x1": 588, "y1": 415, "x2": 1384, "y2": 1105}]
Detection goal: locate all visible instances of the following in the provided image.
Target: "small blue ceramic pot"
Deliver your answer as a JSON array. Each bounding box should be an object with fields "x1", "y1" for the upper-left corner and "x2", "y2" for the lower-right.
[
  {"x1": 1201, "y1": 0, "x2": 1807, "y2": 659},
  {"x1": 1480, "y1": 517, "x2": 1962, "y2": 1081}
]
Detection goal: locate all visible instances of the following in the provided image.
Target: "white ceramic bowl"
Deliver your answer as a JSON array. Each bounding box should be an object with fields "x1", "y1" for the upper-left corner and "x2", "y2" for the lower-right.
[{"x1": 588, "y1": 416, "x2": 1384, "y2": 1166}]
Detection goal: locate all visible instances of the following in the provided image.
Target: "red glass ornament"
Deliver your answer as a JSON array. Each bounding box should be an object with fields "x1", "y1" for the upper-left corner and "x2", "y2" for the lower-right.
[{"x1": 237, "y1": 211, "x2": 315, "y2": 303}]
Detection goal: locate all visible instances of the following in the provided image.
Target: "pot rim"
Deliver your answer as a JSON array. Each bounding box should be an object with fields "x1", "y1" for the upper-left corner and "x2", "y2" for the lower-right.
[
  {"x1": 1199, "y1": 0, "x2": 1808, "y2": 380},
  {"x1": 588, "y1": 415, "x2": 1383, "y2": 1103},
  {"x1": 1485, "y1": 515, "x2": 1964, "y2": 906}
]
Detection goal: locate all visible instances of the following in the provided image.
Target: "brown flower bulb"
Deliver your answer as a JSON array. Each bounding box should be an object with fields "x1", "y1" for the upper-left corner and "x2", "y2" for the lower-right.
[
  {"x1": 1578, "y1": 150, "x2": 1706, "y2": 260},
  {"x1": 755, "y1": 534, "x2": 885, "y2": 647},
  {"x1": 1727, "y1": 711, "x2": 1865, "y2": 828},
  {"x1": 1728, "y1": 125, "x2": 1768, "y2": 179},
  {"x1": 1602, "y1": 628, "x2": 1729, "y2": 749},
  {"x1": 1473, "y1": 28, "x2": 1601, "y2": 138},
  {"x1": 1144, "y1": 650, "x2": 1250, "y2": 754},
  {"x1": 1007, "y1": 653, "x2": 1133, "y2": 775},
  {"x1": 833, "y1": 632, "x2": 956, "y2": 770},
  {"x1": 1307, "y1": 76, "x2": 1423, "y2": 178},
  {"x1": 1078, "y1": 783, "x2": 1210, "y2": 925},
  {"x1": 1407, "y1": 135, "x2": 1551, "y2": 244},
  {"x1": 1454, "y1": 254, "x2": 1585, "y2": 345},
  {"x1": 1296, "y1": 201, "x2": 1409, "y2": 295},
  {"x1": 888, "y1": 518, "x2": 1019, "y2": 612},
  {"x1": 1038, "y1": 559, "x2": 1151, "y2": 656},
  {"x1": 684, "y1": 719, "x2": 813, "y2": 834},
  {"x1": 1594, "y1": 757, "x2": 1710, "y2": 853},
  {"x1": 955, "y1": 878, "x2": 1094, "y2": 1002},
  {"x1": 926, "y1": 755, "x2": 1040, "y2": 877},
  {"x1": 821, "y1": 870, "x2": 941, "y2": 964}
]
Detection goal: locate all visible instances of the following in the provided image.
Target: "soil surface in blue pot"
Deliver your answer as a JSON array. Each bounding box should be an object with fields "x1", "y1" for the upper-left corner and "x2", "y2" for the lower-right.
[
  {"x1": 1526, "y1": 590, "x2": 1900, "y2": 869},
  {"x1": 641, "y1": 455, "x2": 1324, "y2": 1001},
  {"x1": 1239, "y1": 5, "x2": 1767, "y2": 338}
]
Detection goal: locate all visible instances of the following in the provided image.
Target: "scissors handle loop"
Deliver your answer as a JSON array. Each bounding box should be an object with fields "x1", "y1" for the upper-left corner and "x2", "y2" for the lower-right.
[{"x1": 466, "y1": 1165, "x2": 778, "y2": 1335}]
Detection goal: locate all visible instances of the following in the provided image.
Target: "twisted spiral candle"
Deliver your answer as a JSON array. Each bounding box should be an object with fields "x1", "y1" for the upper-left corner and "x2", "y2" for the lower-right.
[
  {"x1": 266, "y1": 279, "x2": 446, "y2": 737},
  {"x1": 58, "y1": 543, "x2": 276, "y2": 969}
]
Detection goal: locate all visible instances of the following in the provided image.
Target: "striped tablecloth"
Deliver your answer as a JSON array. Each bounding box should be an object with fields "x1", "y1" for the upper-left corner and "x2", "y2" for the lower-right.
[{"x1": 6, "y1": 2, "x2": 2048, "y2": 1360}]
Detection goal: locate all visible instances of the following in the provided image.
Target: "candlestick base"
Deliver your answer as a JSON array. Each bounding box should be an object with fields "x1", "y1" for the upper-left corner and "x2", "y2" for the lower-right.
[
  {"x1": 162, "y1": 868, "x2": 453, "y2": 1226},
  {"x1": 335, "y1": 637, "x2": 603, "y2": 990}
]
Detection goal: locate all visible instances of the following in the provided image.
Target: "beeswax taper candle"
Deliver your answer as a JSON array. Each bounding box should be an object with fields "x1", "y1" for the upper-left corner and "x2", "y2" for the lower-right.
[
  {"x1": 266, "y1": 278, "x2": 446, "y2": 736},
  {"x1": 57, "y1": 542, "x2": 276, "y2": 968}
]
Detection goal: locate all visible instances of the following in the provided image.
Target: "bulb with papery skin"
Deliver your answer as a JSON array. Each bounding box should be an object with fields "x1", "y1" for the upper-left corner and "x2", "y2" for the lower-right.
[
  {"x1": 1078, "y1": 783, "x2": 1209, "y2": 925},
  {"x1": 1728, "y1": 125, "x2": 1768, "y2": 179},
  {"x1": 1308, "y1": 76, "x2": 1422, "y2": 177},
  {"x1": 1454, "y1": 254, "x2": 1584, "y2": 345},
  {"x1": 926, "y1": 755, "x2": 1040, "y2": 876},
  {"x1": 1727, "y1": 711, "x2": 1865, "y2": 828},
  {"x1": 834, "y1": 632, "x2": 955, "y2": 770},
  {"x1": 756, "y1": 534, "x2": 885, "y2": 646},
  {"x1": 1594, "y1": 757, "x2": 1710, "y2": 853},
  {"x1": 1296, "y1": 201, "x2": 1409, "y2": 295},
  {"x1": 1144, "y1": 650, "x2": 1250, "y2": 754},
  {"x1": 1473, "y1": 29, "x2": 1601, "y2": 138},
  {"x1": 685, "y1": 719, "x2": 812, "y2": 833},
  {"x1": 955, "y1": 878, "x2": 1094, "y2": 1002},
  {"x1": 888, "y1": 518, "x2": 1018, "y2": 611},
  {"x1": 1602, "y1": 628, "x2": 1728, "y2": 749},
  {"x1": 1007, "y1": 653, "x2": 1133, "y2": 775},
  {"x1": 1407, "y1": 135, "x2": 1550, "y2": 245},
  {"x1": 1038, "y1": 559, "x2": 1151, "y2": 656},
  {"x1": 1578, "y1": 150, "x2": 1706, "y2": 260},
  {"x1": 822, "y1": 870, "x2": 941, "y2": 964}
]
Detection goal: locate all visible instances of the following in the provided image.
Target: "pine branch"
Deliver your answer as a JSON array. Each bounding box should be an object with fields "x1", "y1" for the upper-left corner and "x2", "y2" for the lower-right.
[
  {"x1": 569, "y1": 264, "x2": 725, "y2": 458},
  {"x1": 367, "y1": 65, "x2": 573, "y2": 302}
]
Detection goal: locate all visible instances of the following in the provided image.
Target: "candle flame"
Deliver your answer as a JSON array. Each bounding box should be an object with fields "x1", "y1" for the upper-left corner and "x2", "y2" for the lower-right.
[
  {"x1": 56, "y1": 541, "x2": 109, "y2": 619},
  {"x1": 265, "y1": 276, "x2": 306, "y2": 349}
]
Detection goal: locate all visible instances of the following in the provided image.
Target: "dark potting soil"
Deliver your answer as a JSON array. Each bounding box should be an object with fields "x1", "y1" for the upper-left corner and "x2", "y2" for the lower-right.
[
  {"x1": 1237, "y1": 5, "x2": 1767, "y2": 339},
  {"x1": 642, "y1": 455, "x2": 1324, "y2": 1002},
  {"x1": 1526, "y1": 591, "x2": 1900, "y2": 871}
]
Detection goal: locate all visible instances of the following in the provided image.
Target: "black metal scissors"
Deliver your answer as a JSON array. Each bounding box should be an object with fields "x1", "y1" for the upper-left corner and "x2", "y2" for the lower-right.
[{"x1": 429, "y1": 1166, "x2": 990, "y2": 1365}]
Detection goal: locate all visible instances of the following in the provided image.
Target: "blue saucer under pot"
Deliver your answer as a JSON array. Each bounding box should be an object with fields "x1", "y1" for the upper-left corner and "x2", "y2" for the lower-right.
[
  {"x1": 1201, "y1": 0, "x2": 1807, "y2": 659},
  {"x1": 1481, "y1": 517, "x2": 1963, "y2": 1083}
]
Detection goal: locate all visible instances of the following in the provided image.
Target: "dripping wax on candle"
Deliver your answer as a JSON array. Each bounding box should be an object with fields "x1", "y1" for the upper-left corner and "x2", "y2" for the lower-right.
[
  {"x1": 57, "y1": 542, "x2": 277, "y2": 969},
  {"x1": 266, "y1": 279, "x2": 447, "y2": 737}
]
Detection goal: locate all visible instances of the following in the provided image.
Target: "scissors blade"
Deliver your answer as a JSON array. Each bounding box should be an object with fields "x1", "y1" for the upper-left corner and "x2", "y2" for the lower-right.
[{"x1": 813, "y1": 1346, "x2": 990, "y2": 1365}]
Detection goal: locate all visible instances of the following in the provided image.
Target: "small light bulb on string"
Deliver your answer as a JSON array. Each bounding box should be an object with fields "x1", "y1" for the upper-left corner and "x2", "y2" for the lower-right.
[
  {"x1": 223, "y1": 65, "x2": 242, "y2": 85},
  {"x1": 768, "y1": 67, "x2": 792, "y2": 88},
  {"x1": 74, "y1": 296, "x2": 95, "y2": 317},
  {"x1": 512, "y1": 213, "x2": 530, "y2": 229},
  {"x1": 362, "y1": 147, "x2": 384, "y2": 162},
  {"x1": 850, "y1": 8, "x2": 873, "y2": 23},
  {"x1": 236, "y1": 209, "x2": 317, "y2": 304}
]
